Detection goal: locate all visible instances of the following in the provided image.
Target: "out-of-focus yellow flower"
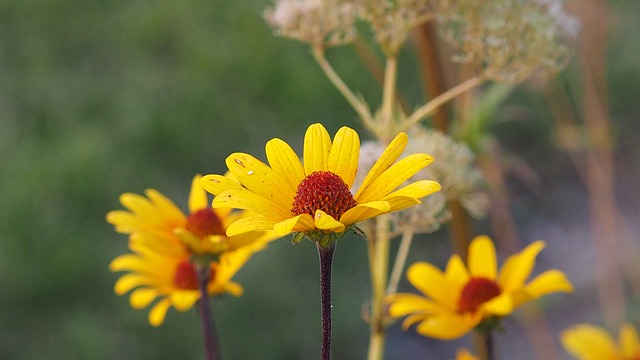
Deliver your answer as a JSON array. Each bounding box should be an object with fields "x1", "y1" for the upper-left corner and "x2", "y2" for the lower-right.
[
  {"x1": 201, "y1": 123, "x2": 440, "y2": 244},
  {"x1": 388, "y1": 235, "x2": 573, "y2": 339},
  {"x1": 107, "y1": 175, "x2": 278, "y2": 326},
  {"x1": 454, "y1": 349, "x2": 480, "y2": 360},
  {"x1": 110, "y1": 242, "x2": 252, "y2": 326},
  {"x1": 561, "y1": 323, "x2": 640, "y2": 360},
  {"x1": 107, "y1": 175, "x2": 276, "y2": 255}
]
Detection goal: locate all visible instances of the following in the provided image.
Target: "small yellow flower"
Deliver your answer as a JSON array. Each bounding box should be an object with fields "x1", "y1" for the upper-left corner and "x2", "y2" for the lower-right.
[
  {"x1": 561, "y1": 323, "x2": 640, "y2": 360},
  {"x1": 110, "y1": 242, "x2": 251, "y2": 326},
  {"x1": 388, "y1": 235, "x2": 573, "y2": 339},
  {"x1": 107, "y1": 175, "x2": 276, "y2": 255},
  {"x1": 454, "y1": 349, "x2": 480, "y2": 360},
  {"x1": 201, "y1": 123, "x2": 440, "y2": 239}
]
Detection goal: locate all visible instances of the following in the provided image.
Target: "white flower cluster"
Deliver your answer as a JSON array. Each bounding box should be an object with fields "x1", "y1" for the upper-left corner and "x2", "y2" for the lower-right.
[
  {"x1": 360, "y1": 0, "x2": 438, "y2": 54},
  {"x1": 355, "y1": 127, "x2": 488, "y2": 235},
  {"x1": 264, "y1": 0, "x2": 359, "y2": 47},
  {"x1": 438, "y1": 0, "x2": 577, "y2": 82}
]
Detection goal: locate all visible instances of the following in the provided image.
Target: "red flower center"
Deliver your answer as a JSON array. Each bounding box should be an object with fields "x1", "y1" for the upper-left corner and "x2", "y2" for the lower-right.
[
  {"x1": 185, "y1": 208, "x2": 225, "y2": 238},
  {"x1": 291, "y1": 171, "x2": 357, "y2": 220},
  {"x1": 457, "y1": 277, "x2": 502, "y2": 314},
  {"x1": 173, "y1": 260, "x2": 199, "y2": 290},
  {"x1": 173, "y1": 260, "x2": 217, "y2": 290}
]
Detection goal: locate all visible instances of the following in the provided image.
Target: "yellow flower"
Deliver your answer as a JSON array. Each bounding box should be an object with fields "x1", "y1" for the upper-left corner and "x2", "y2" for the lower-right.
[
  {"x1": 110, "y1": 242, "x2": 252, "y2": 326},
  {"x1": 561, "y1": 323, "x2": 640, "y2": 360},
  {"x1": 200, "y1": 123, "x2": 440, "y2": 240},
  {"x1": 107, "y1": 175, "x2": 276, "y2": 255},
  {"x1": 454, "y1": 349, "x2": 480, "y2": 360},
  {"x1": 388, "y1": 235, "x2": 573, "y2": 339}
]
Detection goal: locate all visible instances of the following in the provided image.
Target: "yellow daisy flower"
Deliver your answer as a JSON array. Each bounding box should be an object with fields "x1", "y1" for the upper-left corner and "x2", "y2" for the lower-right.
[
  {"x1": 388, "y1": 235, "x2": 573, "y2": 339},
  {"x1": 200, "y1": 123, "x2": 440, "y2": 242},
  {"x1": 561, "y1": 323, "x2": 640, "y2": 360},
  {"x1": 110, "y1": 242, "x2": 252, "y2": 326},
  {"x1": 107, "y1": 175, "x2": 276, "y2": 255}
]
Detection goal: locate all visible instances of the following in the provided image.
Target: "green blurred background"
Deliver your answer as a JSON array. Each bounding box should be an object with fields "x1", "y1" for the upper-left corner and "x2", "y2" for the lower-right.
[{"x1": 1, "y1": 0, "x2": 639, "y2": 359}]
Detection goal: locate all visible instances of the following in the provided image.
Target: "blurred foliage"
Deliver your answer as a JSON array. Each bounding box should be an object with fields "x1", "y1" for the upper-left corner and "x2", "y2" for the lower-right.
[{"x1": 0, "y1": 0, "x2": 639, "y2": 359}]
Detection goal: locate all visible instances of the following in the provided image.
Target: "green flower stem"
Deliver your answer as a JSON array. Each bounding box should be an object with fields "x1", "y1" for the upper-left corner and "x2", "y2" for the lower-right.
[
  {"x1": 367, "y1": 214, "x2": 391, "y2": 360},
  {"x1": 387, "y1": 210, "x2": 419, "y2": 295},
  {"x1": 380, "y1": 55, "x2": 398, "y2": 140},
  {"x1": 197, "y1": 263, "x2": 220, "y2": 360},
  {"x1": 403, "y1": 75, "x2": 484, "y2": 131},
  {"x1": 317, "y1": 240, "x2": 337, "y2": 360},
  {"x1": 311, "y1": 46, "x2": 375, "y2": 131},
  {"x1": 474, "y1": 330, "x2": 494, "y2": 360}
]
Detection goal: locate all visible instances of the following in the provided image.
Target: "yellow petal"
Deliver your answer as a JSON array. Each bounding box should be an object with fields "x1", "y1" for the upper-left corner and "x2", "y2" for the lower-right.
[
  {"x1": 387, "y1": 293, "x2": 442, "y2": 317},
  {"x1": 109, "y1": 254, "x2": 146, "y2": 272},
  {"x1": 327, "y1": 126, "x2": 360, "y2": 188},
  {"x1": 406, "y1": 262, "x2": 457, "y2": 311},
  {"x1": 226, "y1": 216, "x2": 277, "y2": 237},
  {"x1": 265, "y1": 138, "x2": 305, "y2": 193},
  {"x1": 145, "y1": 189, "x2": 185, "y2": 223},
  {"x1": 401, "y1": 314, "x2": 430, "y2": 330},
  {"x1": 200, "y1": 174, "x2": 243, "y2": 196},
  {"x1": 468, "y1": 236, "x2": 497, "y2": 279},
  {"x1": 355, "y1": 132, "x2": 408, "y2": 199},
  {"x1": 313, "y1": 209, "x2": 345, "y2": 232},
  {"x1": 382, "y1": 180, "x2": 441, "y2": 210},
  {"x1": 303, "y1": 123, "x2": 332, "y2": 174},
  {"x1": 273, "y1": 214, "x2": 315, "y2": 235},
  {"x1": 188, "y1": 174, "x2": 208, "y2": 213},
  {"x1": 105, "y1": 210, "x2": 138, "y2": 232},
  {"x1": 445, "y1": 255, "x2": 471, "y2": 292},
  {"x1": 149, "y1": 298, "x2": 172, "y2": 327},
  {"x1": 339, "y1": 201, "x2": 390, "y2": 226},
  {"x1": 171, "y1": 291, "x2": 200, "y2": 311},
  {"x1": 113, "y1": 274, "x2": 149, "y2": 295},
  {"x1": 220, "y1": 282, "x2": 244, "y2": 297},
  {"x1": 356, "y1": 153, "x2": 434, "y2": 203},
  {"x1": 226, "y1": 153, "x2": 294, "y2": 211},
  {"x1": 129, "y1": 288, "x2": 158, "y2": 309},
  {"x1": 120, "y1": 192, "x2": 156, "y2": 216},
  {"x1": 498, "y1": 240, "x2": 546, "y2": 292},
  {"x1": 516, "y1": 269, "x2": 573, "y2": 306},
  {"x1": 226, "y1": 230, "x2": 272, "y2": 251},
  {"x1": 381, "y1": 196, "x2": 421, "y2": 212},
  {"x1": 216, "y1": 250, "x2": 253, "y2": 283},
  {"x1": 479, "y1": 292, "x2": 513, "y2": 315},
  {"x1": 213, "y1": 206, "x2": 233, "y2": 220},
  {"x1": 561, "y1": 324, "x2": 620, "y2": 360},
  {"x1": 213, "y1": 188, "x2": 289, "y2": 219},
  {"x1": 130, "y1": 232, "x2": 186, "y2": 257},
  {"x1": 619, "y1": 324, "x2": 640, "y2": 358},
  {"x1": 415, "y1": 312, "x2": 479, "y2": 340}
]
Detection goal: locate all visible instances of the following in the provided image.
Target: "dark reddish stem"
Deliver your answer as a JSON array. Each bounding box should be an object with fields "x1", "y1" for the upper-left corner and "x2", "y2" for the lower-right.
[
  {"x1": 197, "y1": 263, "x2": 220, "y2": 360},
  {"x1": 317, "y1": 241, "x2": 336, "y2": 360}
]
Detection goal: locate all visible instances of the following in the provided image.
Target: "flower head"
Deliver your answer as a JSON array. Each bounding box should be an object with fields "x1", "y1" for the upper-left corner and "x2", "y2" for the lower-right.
[
  {"x1": 107, "y1": 175, "x2": 277, "y2": 325},
  {"x1": 110, "y1": 242, "x2": 252, "y2": 326},
  {"x1": 356, "y1": 127, "x2": 488, "y2": 235},
  {"x1": 438, "y1": 0, "x2": 575, "y2": 82},
  {"x1": 360, "y1": 0, "x2": 437, "y2": 54},
  {"x1": 388, "y1": 235, "x2": 573, "y2": 339},
  {"x1": 107, "y1": 175, "x2": 275, "y2": 256},
  {"x1": 561, "y1": 323, "x2": 640, "y2": 360},
  {"x1": 201, "y1": 123, "x2": 440, "y2": 244},
  {"x1": 264, "y1": 0, "x2": 359, "y2": 48}
]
